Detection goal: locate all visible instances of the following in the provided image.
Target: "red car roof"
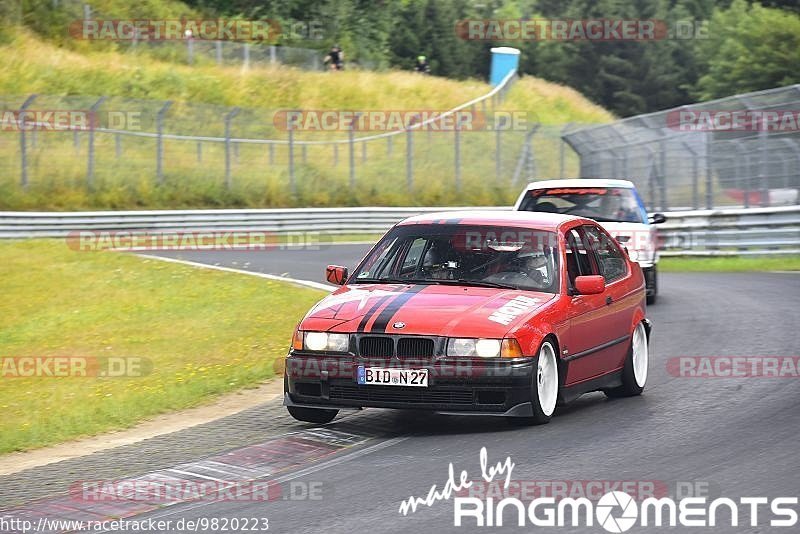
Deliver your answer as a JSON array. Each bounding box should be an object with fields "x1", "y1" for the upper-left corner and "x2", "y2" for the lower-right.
[{"x1": 397, "y1": 210, "x2": 587, "y2": 231}]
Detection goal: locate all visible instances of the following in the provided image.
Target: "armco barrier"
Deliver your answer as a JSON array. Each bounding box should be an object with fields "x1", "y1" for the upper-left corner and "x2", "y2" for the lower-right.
[{"x1": 0, "y1": 206, "x2": 797, "y2": 255}]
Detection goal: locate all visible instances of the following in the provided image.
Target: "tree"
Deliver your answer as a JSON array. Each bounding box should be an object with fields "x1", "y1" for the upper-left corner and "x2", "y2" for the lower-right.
[{"x1": 692, "y1": 0, "x2": 800, "y2": 100}]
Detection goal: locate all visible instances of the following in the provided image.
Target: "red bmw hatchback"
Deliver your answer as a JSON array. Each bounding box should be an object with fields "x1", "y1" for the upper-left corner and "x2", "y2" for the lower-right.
[{"x1": 284, "y1": 211, "x2": 651, "y2": 425}]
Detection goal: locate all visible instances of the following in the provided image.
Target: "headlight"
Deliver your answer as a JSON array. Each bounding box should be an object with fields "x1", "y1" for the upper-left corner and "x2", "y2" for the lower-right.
[
  {"x1": 447, "y1": 338, "x2": 501, "y2": 358},
  {"x1": 447, "y1": 338, "x2": 524, "y2": 358},
  {"x1": 302, "y1": 332, "x2": 350, "y2": 352}
]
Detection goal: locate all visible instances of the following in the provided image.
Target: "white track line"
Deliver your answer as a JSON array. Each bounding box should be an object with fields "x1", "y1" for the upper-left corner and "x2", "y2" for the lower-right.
[{"x1": 136, "y1": 253, "x2": 333, "y2": 292}]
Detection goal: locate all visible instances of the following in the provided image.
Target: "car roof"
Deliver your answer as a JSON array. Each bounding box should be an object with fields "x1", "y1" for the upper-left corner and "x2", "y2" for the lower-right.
[
  {"x1": 397, "y1": 210, "x2": 588, "y2": 231},
  {"x1": 523, "y1": 178, "x2": 636, "y2": 190}
]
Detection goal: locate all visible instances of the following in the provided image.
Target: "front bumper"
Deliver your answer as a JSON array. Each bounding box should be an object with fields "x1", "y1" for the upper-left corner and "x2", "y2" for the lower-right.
[
  {"x1": 642, "y1": 265, "x2": 657, "y2": 295},
  {"x1": 284, "y1": 353, "x2": 536, "y2": 416}
]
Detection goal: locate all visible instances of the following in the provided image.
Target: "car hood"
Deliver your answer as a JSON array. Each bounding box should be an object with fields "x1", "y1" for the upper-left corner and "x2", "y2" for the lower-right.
[{"x1": 300, "y1": 283, "x2": 556, "y2": 337}]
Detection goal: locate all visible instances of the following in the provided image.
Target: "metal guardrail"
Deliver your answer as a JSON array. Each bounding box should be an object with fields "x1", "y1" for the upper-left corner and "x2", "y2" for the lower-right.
[
  {"x1": 1, "y1": 206, "x2": 797, "y2": 256},
  {"x1": 656, "y1": 205, "x2": 800, "y2": 256}
]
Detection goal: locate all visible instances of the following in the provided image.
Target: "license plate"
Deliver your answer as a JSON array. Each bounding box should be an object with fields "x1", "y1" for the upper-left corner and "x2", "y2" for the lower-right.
[{"x1": 357, "y1": 366, "x2": 428, "y2": 387}]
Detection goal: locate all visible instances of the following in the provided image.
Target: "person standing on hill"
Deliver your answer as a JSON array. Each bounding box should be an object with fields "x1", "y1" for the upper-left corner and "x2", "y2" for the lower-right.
[
  {"x1": 324, "y1": 44, "x2": 344, "y2": 71},
  {"x1": 414, "y1": 55, "x2": 430, "y2": 74}
]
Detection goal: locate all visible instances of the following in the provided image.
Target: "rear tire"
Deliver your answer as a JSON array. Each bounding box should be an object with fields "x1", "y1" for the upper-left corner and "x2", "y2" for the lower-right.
[
  {"x1": 287, "y1": 406, "x2": 338, "y2": 424},
  {"x1": 605, "y1": 321, "x2": 649, "y2": 398},
  {"x1": 509, "y1": 340, "x2": 559, "y2": 426}
]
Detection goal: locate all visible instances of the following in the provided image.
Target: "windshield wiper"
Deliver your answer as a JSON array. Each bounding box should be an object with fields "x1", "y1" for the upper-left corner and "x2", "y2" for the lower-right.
[
  {"x1": 350, "y1": 277, "x2": 413, "y2": 284},
  {"x1": 426, "y1": 278, "x2": 519, "y2": 290}
]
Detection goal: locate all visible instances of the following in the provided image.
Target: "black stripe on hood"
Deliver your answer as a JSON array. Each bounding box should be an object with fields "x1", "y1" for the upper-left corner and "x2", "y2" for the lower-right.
[{"x1": 369, "y1": 284, "x2": 427, "y2": 332}]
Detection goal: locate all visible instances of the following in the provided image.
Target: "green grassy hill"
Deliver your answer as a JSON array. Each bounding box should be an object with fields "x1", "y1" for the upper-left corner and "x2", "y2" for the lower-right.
[{"x1": 0, "y1": 29, "x2": 613, "y2": 209}]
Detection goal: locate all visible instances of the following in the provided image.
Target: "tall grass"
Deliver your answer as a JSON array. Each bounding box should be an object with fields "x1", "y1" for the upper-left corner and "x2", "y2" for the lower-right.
[{"x1": 0, "y1": 29, "x2": 614, "y2": 210}]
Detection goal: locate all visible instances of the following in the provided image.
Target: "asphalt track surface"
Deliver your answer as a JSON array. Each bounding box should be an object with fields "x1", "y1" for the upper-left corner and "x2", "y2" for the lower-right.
[{"x1": 123, "y1": 247, "x2": 800, "y2": 533}]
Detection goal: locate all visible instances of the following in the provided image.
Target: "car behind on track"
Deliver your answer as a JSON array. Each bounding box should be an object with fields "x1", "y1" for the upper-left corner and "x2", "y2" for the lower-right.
[
  {"x1": 283, "y1": 210, "x2": 651, "y2": 425},
  {"x1": 514, "y1": 179, "x2": 666, "y2": 304}
]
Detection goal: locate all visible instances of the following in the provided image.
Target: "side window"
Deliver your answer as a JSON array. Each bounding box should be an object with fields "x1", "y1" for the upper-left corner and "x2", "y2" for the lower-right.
[
  {"x1": 565, "y1": 228, "x2": 599, "y2": 288},
  {"x1": 583, "y1": 226, "x2": 627, "y2": 283}
]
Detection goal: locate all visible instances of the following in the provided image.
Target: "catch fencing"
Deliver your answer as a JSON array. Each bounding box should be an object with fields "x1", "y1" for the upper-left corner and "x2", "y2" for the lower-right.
[
  {"x1": 563, "y1": 85, "x2": 800, "y2": 211},
  {"x1": 1, "y1": 70, "x2": 561, "y2": 207}
]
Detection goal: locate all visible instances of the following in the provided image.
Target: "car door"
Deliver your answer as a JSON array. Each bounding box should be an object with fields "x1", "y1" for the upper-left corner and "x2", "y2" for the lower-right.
[
  {"x1": 582, "y1": 224, "x2": 635, "y2": 370},
  {"x1": 561, "y1": 226, "x2": 627, "y2": 385}
]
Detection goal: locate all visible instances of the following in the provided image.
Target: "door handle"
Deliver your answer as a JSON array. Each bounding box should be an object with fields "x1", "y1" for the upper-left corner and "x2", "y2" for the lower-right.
[{"x1": 606, "y1": 295, "x2": 613, "y2": 305}]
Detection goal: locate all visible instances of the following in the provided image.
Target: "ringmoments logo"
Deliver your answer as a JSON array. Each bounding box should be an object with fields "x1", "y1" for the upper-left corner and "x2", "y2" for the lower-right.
[{"x1": 397, "y1": 448, "x2": 799, "y2": 531}]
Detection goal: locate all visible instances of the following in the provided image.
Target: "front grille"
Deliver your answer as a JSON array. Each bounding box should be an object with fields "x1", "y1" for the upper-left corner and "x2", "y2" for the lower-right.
[
  {"x1": 330, "y1": 385, "x2": 474, "y2": 405},
  {"x1": 397, "y1": 337, "x2": 435, "y2": 359},
  {"x1": 359, "y1": 336, "x2": 394, "y2": 358}
]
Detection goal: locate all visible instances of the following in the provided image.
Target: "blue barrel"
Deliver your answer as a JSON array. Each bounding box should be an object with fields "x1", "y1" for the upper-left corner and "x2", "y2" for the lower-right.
[{"x1": 489, "y1": 47, "x2": 520, "y2": 86}]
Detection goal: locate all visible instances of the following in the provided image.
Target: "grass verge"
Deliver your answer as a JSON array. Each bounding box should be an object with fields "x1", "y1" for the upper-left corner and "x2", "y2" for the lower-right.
[
  {"x1": 0, "y1": 239, "x2": 324, "y2": 454},
  {"x1": 659, "y1": 255, "x2": 800, "y2": 272}
]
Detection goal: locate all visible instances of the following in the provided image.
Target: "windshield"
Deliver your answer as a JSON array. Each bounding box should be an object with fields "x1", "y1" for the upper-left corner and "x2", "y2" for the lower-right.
[
  {"x1": 519, "y1": 187, "x2": 647, "y2": 224},
  {"x1": 352, "y1": 224, "x2": 560, "y2": 293}
]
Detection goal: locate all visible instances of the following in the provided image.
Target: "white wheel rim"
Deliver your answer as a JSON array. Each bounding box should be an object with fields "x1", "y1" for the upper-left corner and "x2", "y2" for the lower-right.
[
  {"x1": 537, "y1": 342, "x2": 558, "y2": 417},
  {"x1": 632, "y1": 322, "x2": 649, "y2": 388}
]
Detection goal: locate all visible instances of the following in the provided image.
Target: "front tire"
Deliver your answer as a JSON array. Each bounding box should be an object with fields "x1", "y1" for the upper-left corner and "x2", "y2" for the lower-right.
[
  {"x1": 605, "y1": 321, "x2": 649, "y2": 398},
  {"x1": 510, "y1": 340, "x2": 559, "y2": 425},
  {"x1": 287, "y1": 406, "x2": 338, "y2": 424}
]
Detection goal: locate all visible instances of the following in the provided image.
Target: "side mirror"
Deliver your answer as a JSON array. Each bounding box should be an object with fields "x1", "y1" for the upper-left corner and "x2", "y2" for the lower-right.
[
  {"x1": 649, "y1": 213, "x2": 667, "y2": 225},
  {"x1": 574, "y1": 275, "x2": 605, "y2": 295},
  {"x1": 325, "y1": 265, "x2": 348, "y2": 285}
]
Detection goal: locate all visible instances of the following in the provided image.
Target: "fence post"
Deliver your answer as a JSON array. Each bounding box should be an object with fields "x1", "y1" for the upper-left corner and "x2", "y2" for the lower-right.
[
  {"x1": 156, "y1": 101, "x2": 172, "y2": 185},
  {"x1": 454, "y1": 124, "x2": 461, "y2": 193},
  {"x1": 115, "y1": 134, "x2": 122, "y2": 159},
  {"x1": 333, "y1": 144, "x2": 338, "y2": 166},
  {"x1": 705, "y1": 132, "x2": 713, "y2": 209},
  {"x1": 18, "y1": 94, "x2": 37, "y2": 188},
  {"x1": 270, "y1": 45, "x2": 276, "y2": 64},
  {"x1": 223, "y1": 107, "x2": 240, "y2": 189},
  {"x1": 495, "y1": 115, "x2": 505, "y2": 182},
  {"x1": 683, "y1": 141, "x2": 699, "y2": 209},
  {"x1": 658, "y1": 138, "x2": 669, "y2": 211},
  {"x1": 215, "y1": 41, "x2": 223, "y2": 65},
  {"x1": 187, "y1": 37, "x2": 194, "y2": 65},
  {"x1": 559, "y1": 124, "x2": 571, "y2": 178},
  {"x1": 196, "y1": 142, "x2": 202, "y2": 163},
  {"x1": 302, "y1": 144, "x2": 307, "y2": 164},
  {"x1": 243, "y1": 43, "x2": 250, "y2": 70},
  {"x1": 406, "y1": 116, "x2": 415, "y2": 191},
  {"x1": 758, "y1": 128, "x2": 769, "y2": 207},
  {"x1": 288, "y1": 126, "x2": 296, "y2": 196},
  {"x1": 526, "y1": 124, "x2": 540, "y2": 182},
  {"x1": 348, "y1": 115, "x2": 358, "y2": 188},
  {"x1": 387, "y1": 136, "x2": 393, "y2": 156},
  {"x1": 268, "y1": 144, "x2": 274, "y2": 165},
  {"x1": 362, "y1": 142, "x2": 367, "y2": 164},
  {"x1": 86, "y1": 96, "x2": 106, "y2": 189}
]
